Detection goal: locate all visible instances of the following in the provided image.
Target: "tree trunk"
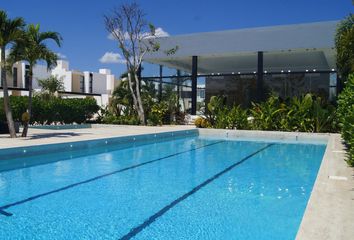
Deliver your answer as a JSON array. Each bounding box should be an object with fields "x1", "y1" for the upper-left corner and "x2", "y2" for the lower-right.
[
  {"x1": 21, "y1": 67, "x2": 33, "y2": 137},
  {"x1": 1, "y1": 46, "x2": 17, "y2": 138},
  {"x1": 127, "y1": 72, "x2": 145, "y2": 125},
  {"x1": 134, "y1": 73, "x2": 145, "y2": 124}
]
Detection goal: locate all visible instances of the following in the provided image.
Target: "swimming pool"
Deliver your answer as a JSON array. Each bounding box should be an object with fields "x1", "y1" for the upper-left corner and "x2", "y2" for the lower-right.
[{"x1": 0, "y1": 130, "x2": 326, "y2": 239}]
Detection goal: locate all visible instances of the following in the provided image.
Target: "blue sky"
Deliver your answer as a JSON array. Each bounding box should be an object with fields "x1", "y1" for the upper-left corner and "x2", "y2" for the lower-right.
[{"x1": 1, "y1": 0, "x2": 353, "y2": 77}]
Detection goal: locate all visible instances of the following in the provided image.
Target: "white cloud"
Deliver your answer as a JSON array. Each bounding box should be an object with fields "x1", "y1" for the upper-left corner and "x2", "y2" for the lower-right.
[
  {"x1": 99, "y1": 52, "x2": 126, "y2": 64},
  {"x1": 56, "y1": 52, "x2": 67, "y2": 59},
  {"x1": 150, "y1": 27, "x2": 170, "y2": 38},
  {"x1": 107, "y1": 27, "x2": 169, "y2": 40}
]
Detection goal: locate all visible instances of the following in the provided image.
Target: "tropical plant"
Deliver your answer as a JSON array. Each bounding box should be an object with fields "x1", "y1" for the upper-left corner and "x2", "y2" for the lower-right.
[
  {"x1": 226, "y1": 105, "x2": 249, "y2": 130},
  {"x1": 148, "y1": 102, "x2": 168, "y2": 126},
  {"x1": 38, "y1": 75, "x2": 64, "y2": 95},
  {"x1": 205, "y1": 95, "x2": 226, "y2": 126},
  {"x1": 161, "y1": 84, "x2": 179, "y2": 123},
  {"x1": 250, "y1": 95, "x2": 286, "y2": 130},
  {"x1": 335, "y1": 14, "x2": 354, "y2": 81},
  {"x1": 104, "y1": 2, "x2": 178, "y2": 124},
  {"x1": 282, "y1": 94, "x2": 314, "y2": 132},
  {"x1": 200, "y1": 94, "x2": 336, "y2": 133},
  {"x1": 194, "y1": 116, "x2": 211, "y2": 128},
  {"x1": 110, "y1": 79, "x2": 134, "y2": 116},
  {"x1": 9, "y1": 23, "x2": 62, "y2": 137},
  {"x1": 0, "y1": 10, "x2": 25, "y2": 137},
  {"x1": 337, "y1": 73, "x2": 354, "y2": 165}
]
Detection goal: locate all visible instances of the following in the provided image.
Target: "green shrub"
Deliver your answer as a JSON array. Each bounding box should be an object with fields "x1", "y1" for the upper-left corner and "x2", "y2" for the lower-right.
[
  {"x1": 194, "y1": 117, "x2": 203, "y2": 128},
  {"x1": 227, "y1": 105, "x2": 250, "y2": 129},
  {"x1": 102, "y1": 113, "x2": 140, "y2": 125},
  {"x1": 0, "y1": 96, "x2": 99, "y2": 125},
  {"x1": 250, "y1": 95, "x2": 286, "y2": 131},
  {"x1": 194, "y1": 117, "x2": 211, "y2": 128},
  {"x1": 337, "y1": 73, "x2": 354, "y2": 165},
  {"x1": 147, "y1": 102, "x2": 168, "y2": 126},
  {"x1": 204, "y1": 93, "x2": 336, "y2": 133},
  {"x1": 200, "y1": 118, "x2": 211, "y2": 128}
]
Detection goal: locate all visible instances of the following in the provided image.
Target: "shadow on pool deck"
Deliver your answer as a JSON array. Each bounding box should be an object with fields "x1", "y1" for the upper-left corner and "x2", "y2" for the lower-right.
[
  {"x1": 26, "y1": 132, "x2": 90, "y2": 140},
  {"x1": 0, "y1": 131, "x2": 92, "y2": 140}
]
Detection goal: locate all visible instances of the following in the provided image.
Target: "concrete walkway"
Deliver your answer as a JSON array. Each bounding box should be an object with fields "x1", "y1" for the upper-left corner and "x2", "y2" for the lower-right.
[
  {"x1": 296, "y1": 134, "x2": 354, "y2": 240},
  {"x1": 0, "y1": 124, "x2": 195, "y2": 149}
]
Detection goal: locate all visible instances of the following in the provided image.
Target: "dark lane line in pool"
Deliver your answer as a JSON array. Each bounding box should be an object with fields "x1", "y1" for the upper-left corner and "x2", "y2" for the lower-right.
[
  {"x1": 0, "y1": 140, "x2": 225, "y2": 217},
  {"x1": 119, "y1": 143, "x2": 275, "y2": 240}
]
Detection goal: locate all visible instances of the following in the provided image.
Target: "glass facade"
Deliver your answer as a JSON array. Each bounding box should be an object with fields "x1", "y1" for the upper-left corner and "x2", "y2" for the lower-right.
[{"x1": 205, "y1": 72, "x2": 334, "y2": 107}]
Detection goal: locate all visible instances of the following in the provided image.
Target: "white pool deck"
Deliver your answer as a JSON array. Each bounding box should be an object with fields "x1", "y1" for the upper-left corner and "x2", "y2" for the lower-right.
[{"x1": 0, "y1": 125, "x2": 353, "y2": 239}]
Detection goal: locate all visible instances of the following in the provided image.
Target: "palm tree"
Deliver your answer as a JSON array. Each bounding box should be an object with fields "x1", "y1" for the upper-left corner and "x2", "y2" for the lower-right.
[
  {"x1": 0, "y1": 10, "x2": 25, "y2": 138},
  {"x1": 10, "y1": 24, "x2": 62, "y2": 137}
]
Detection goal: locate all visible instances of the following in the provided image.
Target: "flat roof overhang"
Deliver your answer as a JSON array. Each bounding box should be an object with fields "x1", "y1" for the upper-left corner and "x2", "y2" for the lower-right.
[{"x1": 143, "y1": 21, "x2": 338, "y2": 74}]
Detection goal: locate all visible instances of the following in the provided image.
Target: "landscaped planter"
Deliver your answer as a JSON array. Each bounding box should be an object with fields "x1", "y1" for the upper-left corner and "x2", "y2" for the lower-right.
[{"x1": 0, "y1": 122, "x2": 20, "y2": 134}]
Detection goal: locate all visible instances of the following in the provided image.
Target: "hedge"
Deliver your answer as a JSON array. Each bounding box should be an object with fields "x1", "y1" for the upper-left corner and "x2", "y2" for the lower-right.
[
  {"x1": 0, "y1": 96, "x2": 99, "y2": 125},
  {"x1": 337, "y1": 73, "x2": 354, "y2": 166}
]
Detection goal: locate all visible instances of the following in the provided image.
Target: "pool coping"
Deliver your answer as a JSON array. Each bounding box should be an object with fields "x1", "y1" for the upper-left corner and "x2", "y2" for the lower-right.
[
  {"x1": 198, "y1": 129, "x2": 354, "y2": 240},
  {"x1": 0, "y1": 128, "x2": 198, "y2": 161}
]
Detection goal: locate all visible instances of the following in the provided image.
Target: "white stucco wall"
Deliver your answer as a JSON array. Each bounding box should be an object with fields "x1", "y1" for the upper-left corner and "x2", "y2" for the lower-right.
[
  {"x1": 51, "y1": 62, "x2": 73, "y2": 92},
  {"x1": 32, "y1": 64, "x2": 51, "y2": 90}
]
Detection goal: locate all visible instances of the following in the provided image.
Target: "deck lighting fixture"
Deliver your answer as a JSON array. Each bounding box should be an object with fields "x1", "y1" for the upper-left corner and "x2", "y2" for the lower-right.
[
  {"x1": 331, "y1": 69, "x2": 335, "y2": 71},
  {"x1": 238, "y1": 72, "x2": 241, "y2": 74},
  {"x1": 232, "y1": 72, "x2": 235, "y2": 74},
  {"x1": 281, "y1": 70, "x2": 284, "y2": 73},
  {"x1": 217, "y1": 73, "x2": 220, "y2": 75},
  {"x1": 313, "y1": 69, "x2": 316, "y2": 72},
  {"x1": 306, "y1": 69, "x2": 309, "y2": 72},
  {"x1": 211, "y1": 73, "x2": 214, "y2": 75},
  {"x1": 253, "y1": 71, "x2": 256, "y2": 74},
  {"x1": 288, "y1": 70, "x2": 291, "y2": 73},
  {"x1": 264, "y1": 71, "x2": 267, "y2": 74}
]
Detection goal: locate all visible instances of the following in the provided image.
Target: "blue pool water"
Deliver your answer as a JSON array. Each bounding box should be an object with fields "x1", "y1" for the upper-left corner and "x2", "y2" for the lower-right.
[{"x1": 0, "y1": 133, "x2": 326, "y2": 239}]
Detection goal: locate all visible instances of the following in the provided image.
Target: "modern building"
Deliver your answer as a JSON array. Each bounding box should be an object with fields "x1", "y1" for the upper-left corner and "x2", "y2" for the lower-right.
[
  {"x1": 0, "y1": 55, "x2": 120, "y2": 106},
  {"x1": 51, "y1": 60, "x2": 119, "y2": 106},
  {"x1": 142, "y1": 21, "x2": 339, "y2": 114}
]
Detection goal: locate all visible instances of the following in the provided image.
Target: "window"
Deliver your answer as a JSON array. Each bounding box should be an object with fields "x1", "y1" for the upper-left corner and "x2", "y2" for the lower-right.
[
  {"x1": 25, "y1": 65, "x2": 30, "y2": 89},
  {"x1": 80, "y1": 76, "x2": 85, "y2": 93},
  {"x1": 89, "y1": 73, "x2": 93, "y2": 93},
  {"x1": 13, "y1": 67, "x2": 18, "y2": 87},
  {"x1": 198, "y1": 89, "x2": 205, "y2": 98}
]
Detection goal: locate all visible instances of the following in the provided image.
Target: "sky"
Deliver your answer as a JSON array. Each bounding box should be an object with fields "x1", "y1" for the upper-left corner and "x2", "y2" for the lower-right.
[{"x1": 1, "y1": 0, "x2": 353, "y2": 77}]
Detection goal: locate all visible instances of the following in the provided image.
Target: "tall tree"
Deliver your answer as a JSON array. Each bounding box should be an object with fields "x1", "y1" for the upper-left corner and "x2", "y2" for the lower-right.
[
  {"x1": 104, "y1": 2, "x2": 177, "y2": 124},
  {"x1": 0, "y1": 10, "x2": 25, "y2": 138},
  {"x1": 335, "y1": 14, "x2": 354, "y2": 82},
  {"x1": 10, "y1": 24, "x2": 62, "y2": 137}
]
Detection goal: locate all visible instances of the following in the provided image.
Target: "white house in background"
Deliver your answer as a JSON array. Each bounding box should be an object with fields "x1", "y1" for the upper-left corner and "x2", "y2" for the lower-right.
[
  {"x1": 0, "y1": 54, "x2": 120, "y2": 106},
  {"x1": 51, "y1": 60, "x2": 119, "y2": 106}
]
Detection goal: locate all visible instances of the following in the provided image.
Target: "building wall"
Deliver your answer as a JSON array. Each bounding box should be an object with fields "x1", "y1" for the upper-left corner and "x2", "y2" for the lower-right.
[
  {"x1": 32, "y1": 65, "x2": 51, "y2": 90},
  {"x1": 1, "y1": 58, "x2": 120, "y2": 106},
  {"x1": 72, "y1": 72, "x2": 84, "y2": 93}
]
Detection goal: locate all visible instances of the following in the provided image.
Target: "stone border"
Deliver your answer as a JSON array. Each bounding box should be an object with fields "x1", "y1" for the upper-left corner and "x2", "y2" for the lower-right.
[
  {"x1": 296, "y1": 133, "x2": 354, "y2": 240},
  {"x1": 198, "y1": 128, "x2": 329, "y2": 144}
]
